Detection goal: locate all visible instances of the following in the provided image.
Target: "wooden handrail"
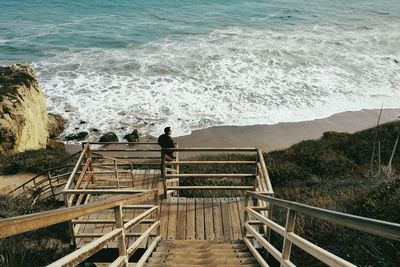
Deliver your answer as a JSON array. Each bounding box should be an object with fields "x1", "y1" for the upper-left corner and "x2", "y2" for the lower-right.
[
  {"x1": 162, "y1": 147, "x2": 258, "y2": 152},
  {"x1": 9, "y1": 163, "x2": 77, "y2": 195},
  {"x1": 92, "y1": 149, "x2": 161, "y2": 152},
  {"x1": 257, "y1": 149, "x2": 273, "y2": 194},
  {"x1": 63, "y1": 189, "x2": 156, "y2": 194},
  {"x1": 167, "y1": 160, "x2": 257, "y2": 165},
  {"x1": 244, "y1": 192, "x2": 400, "y2": 266},
  {"x1": 0, "y1": 191, "x2": 157, "y2": 238},
  {"x1": 167, "y1": 186, "x2": 254, "y2": 190},
  {"x1": 247, "y1": 191, "x2": 400, "y2": 241},
  {"x1": 83, "y1": 142, "x2": 159, "y2": 145},
  {"x1": 65, "y1": 144, "x2": 90, "y2": 190},
  {"x1": 166, "y1": 173, "x2": 255, "y2": 178}
]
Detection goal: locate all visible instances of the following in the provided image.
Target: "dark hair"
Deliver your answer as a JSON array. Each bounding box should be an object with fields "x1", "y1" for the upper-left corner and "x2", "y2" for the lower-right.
[{"x1": 164, "y1": 127, "x2": 171, "y2": 134}]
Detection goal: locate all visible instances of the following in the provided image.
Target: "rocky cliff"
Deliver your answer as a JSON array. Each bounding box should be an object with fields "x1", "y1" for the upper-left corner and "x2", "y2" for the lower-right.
[{"x1": 0, "y1": 64, "x2": 64, "y2": 154}]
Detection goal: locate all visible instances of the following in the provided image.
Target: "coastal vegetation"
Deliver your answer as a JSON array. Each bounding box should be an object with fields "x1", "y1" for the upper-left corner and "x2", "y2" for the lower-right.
[
  {"x1": 0, "y1": 195, "x2": 70, "y2": 266},
  {"x1": 0, "y1": 148, "x2": 71, "y2": 175},
  {"x1": 181, "y1": 121, "x2": 400, "y2": 265},
  {"x1": 0, "y1": 121, "x2": 398, "y2": 265}
]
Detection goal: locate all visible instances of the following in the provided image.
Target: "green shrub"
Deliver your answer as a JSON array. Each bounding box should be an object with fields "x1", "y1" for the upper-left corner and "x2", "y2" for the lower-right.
[
  {"x1": 0, "y1": 195, "x2": 71, "y2": 266},
  {"x1": 350, "y1": 178, "x2": 400, "y2": 223},
  {"x1": 1, "y1": 149, "x2": 70, "y2": 174}
]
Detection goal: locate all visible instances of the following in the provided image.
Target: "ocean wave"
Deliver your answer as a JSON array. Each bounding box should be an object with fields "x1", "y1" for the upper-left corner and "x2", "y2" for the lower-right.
[{"x1": 32, "y1": 23, "x2": 400, "y2": 139}]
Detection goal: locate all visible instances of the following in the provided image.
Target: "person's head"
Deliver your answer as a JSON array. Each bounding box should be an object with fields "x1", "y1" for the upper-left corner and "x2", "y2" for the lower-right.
[{"x1": 164, "y1": 127, "x2": 171, "y2": 135}]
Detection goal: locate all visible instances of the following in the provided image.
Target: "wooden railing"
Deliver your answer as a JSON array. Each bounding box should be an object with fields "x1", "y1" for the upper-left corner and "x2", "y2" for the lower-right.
[
  {"x1": 9, "y1": 151, "x2": 80, "y2": 200},
  {"x1": 243, "y1": 191, "x2": 400, "y2": 267},
  {"x1": 0, "y1": 191, "x2": 160, "y2": 267},
  {"x1": 161, "y1": 147, "x2": 273, "y2": 198},
  {"x1": 63, "y1": 142, "x2": 168, "y2": 246}
]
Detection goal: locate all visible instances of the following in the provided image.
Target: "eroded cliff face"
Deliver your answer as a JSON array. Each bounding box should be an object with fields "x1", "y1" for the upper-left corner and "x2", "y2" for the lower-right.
[{"x1": 0, "y1": 64, "x2": 50, "y2": 154}]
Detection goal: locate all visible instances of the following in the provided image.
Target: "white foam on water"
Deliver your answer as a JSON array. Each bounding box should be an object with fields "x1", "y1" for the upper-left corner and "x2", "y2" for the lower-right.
[{"x1": 33, "y1": 22, "x2": 400, "y2": 139}]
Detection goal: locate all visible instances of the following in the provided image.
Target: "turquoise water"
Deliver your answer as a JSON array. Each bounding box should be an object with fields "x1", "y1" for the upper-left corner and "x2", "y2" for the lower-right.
[{"x1": 1, "y1": 0, "x2": 400, "y2": 137}]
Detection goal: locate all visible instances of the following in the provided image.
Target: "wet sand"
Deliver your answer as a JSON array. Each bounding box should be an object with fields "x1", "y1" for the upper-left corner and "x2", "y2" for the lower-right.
[{"x1": 175, "y1": 108, "x2": 400, "y2": 152}]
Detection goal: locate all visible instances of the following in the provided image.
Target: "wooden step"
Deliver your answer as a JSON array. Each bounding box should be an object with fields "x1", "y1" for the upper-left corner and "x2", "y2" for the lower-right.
[
  {"x1": 150, "y1": 251, "x2": 253, "y2": 258},
  {"x1": 144, "y1": 264, "x2": 259, "y2": 267},
  {"x1": 143, "y1": 240, "x2": 260, "y2": 267},
  {"x1": 147, "y1": 258, "x2": 258, "y2": 265}
]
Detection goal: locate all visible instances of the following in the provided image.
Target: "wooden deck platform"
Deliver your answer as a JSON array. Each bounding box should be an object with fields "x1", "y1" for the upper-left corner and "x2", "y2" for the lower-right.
[
  {"x1": 160, "y1": 197, "x2": 248, "y2": 241},
  {"x1": 75, "y1": 196, "x2": 253, "y2": 248},
  {"x1": 93, "y1": 169, "x2": 164, "y2": 193}
]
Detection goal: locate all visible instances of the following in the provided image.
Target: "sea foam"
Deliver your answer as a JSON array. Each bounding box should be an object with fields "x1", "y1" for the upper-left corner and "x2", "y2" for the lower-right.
[{"x1": 32, "y1": 23, "x2": 400, "y2": 139}]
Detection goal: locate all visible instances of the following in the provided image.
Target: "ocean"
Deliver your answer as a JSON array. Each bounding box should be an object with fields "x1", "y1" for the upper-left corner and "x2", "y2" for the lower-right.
[{"x1": 1, "y1": 0, "x2": 399, "y2": 138}]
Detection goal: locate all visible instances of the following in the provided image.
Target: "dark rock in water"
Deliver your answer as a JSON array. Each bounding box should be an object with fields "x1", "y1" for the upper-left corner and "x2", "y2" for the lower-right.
[
  {"x1": 65, "y1": 131, "x2": 88, "y2": 141},
  {"x1": 99, "y1": 132, "x2": 118, "y2": 142},
  {"x1": 90, "y1": 128, "x2": 99, "y2": 133},
  {"x1": 394, "y1": 59, "x2": 399, "y2": 64},
  {"x1": 79, "y1": 120, "x2": 86, "y2": 124},
  {"x1": 124, "y1": 129, "x2": 139, "y2": 142}
]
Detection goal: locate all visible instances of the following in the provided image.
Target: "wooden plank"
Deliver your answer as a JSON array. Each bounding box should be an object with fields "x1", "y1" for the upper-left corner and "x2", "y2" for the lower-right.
[
  {"x1": 186, "y1": 198, "x2": 196, "y2": 240},
  {"x1": 159, "y1": 199, "x2": 170, "y2": 239},
  {"x1": 150, "y1": 169, "x2": 157, "y2": 189},
  {"x1": 229, "y1": 197, "x2": 242, "y2": 240},
  {"x1": 221, "y1": 198, "x2": 233, "y2": 240},
  {"x1": 195, "y1": 198, "x2": 205, "y2": 240},
  {"x1": 140, "y1": 170, "x2": 146, "y2": 189},
  {"x1": 177, "y1": 197, "x2": 187, "y2": 240},
  {"x1": 101, "y1": 208, "x2": 114, "y2": 248},
  {"x1": 167, "y1": 197, "x2": 178, "y2": 240},
  {"x1": 204, "y1": 198, "x2": 214, "y2": 240},
  {"x1": 126, "y1": 207, "x2": 139, "y2": 248},
  {"x1": 144, "y1": 169, "x2": 151, "y2": 189},
  {"x1": 237, "y1": 197, "x2": 245, "y2": 233},
  {"x1": 212, "y1": 198, "x2": 223, "y2": 240}
]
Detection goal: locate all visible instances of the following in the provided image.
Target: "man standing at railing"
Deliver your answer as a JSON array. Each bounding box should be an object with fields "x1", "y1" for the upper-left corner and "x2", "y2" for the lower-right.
[{"x1": 158, "y1": 127, "x2": 176, "y2": 161}]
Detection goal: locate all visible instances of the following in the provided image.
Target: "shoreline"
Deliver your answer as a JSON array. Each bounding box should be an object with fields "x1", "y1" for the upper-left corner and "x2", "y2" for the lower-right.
[
  {"x1": 66, "y1": 108, "x2": 400, "y2": 154},
  {"x1": 175, "y1": 108, "x2": 400, "y2": 152}
]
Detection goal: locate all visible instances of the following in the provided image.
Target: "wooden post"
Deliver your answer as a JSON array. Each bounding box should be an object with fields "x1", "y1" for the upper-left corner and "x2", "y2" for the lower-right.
[
  {"x1": 175, "y1": 143, "x2": 180, "y2": 198},
  {"x1": 114, "y1": 205, "x2": 128, "y2": 266},
  {"x1": 266, "y1": 204, "x2": 273, "y2": 243},
  {"x1": 243, "y1": 194, "x2": 249, "y2": 237},
  {"x1": 48, "y1": 171, "x2": 55, "y2": 199},
  {"x1": 130, "y1": 163, "x2": 135, "y2": 187},
  {"x1": 281, "y1": 209, "x2": 296, "y2": 263},
  {"x1": 175, "y1": 143, "x2": 180, "y2": 175},
  {"x1": 63, "y1": 192, "x2": 77, "y2": 248},
  {"x1": 84, "y1": 143, "x2": 92, "y2": 159},
  {"x1": 161, "y1": 151, "x2": 167, "y2": 199},
  {"x1": 115, "y1": 159, "x2": 120, "y2": 189},
  {"x1": 154, "y1": 194, "x2": 160, "y2": 236}
]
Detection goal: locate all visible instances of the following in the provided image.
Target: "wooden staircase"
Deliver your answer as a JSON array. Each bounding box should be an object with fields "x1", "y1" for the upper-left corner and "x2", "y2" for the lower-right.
[{"x1": 144, "y1": 240, "x2": 260, "y2": 267}]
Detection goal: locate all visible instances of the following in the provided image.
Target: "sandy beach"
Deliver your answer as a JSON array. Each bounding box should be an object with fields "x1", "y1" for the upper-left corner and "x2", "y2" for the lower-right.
[
  {"x1": 175, "y1": 108, "x2": 400, "y2": 152},
  {"x1": 64, "y1": 108, "x2": 400, "y2": 155}
]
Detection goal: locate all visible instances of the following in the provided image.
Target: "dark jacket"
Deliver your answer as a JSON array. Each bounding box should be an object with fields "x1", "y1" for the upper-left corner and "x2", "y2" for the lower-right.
[{"x1": 158, "y1": 134, "x2": 175, "y2": 157}]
